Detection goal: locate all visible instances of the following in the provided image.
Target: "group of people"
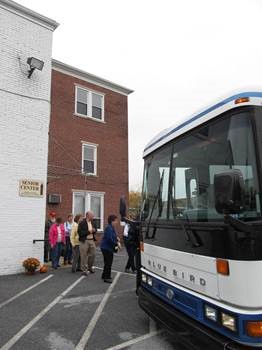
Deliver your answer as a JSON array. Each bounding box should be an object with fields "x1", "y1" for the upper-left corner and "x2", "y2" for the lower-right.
[{"x1": 44, "y1": 211, "x2": 140, "y2": 284}]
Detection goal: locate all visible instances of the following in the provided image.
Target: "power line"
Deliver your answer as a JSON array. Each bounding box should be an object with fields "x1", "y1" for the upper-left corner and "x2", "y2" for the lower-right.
[{"x1": 48, "y1": 133, "x2": 81, "y2": 169}]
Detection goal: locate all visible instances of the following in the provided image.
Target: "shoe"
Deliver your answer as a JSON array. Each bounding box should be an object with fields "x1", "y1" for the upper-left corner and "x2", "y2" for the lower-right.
[
  {"x1": 57, "y1": 265, "x2": 61, "y2": 267},
  {"x1": 81, "y1": 271, "x2": 89, "y2": 276},
  {"x1": 77, "y1": 269, "x2": 82, "y2": 272},
  {"x1": 125, "y1": 268, "x2": 130, "y2": 273},
  {"x1": 104, "y1": 278, "x2": 112, "y2": 283},
  {"x1": 52, "y1": 266, "x2": 57, "y2": 270},
  {"x1": 64, "y1": 261, "x2": 68, "y2": 265},
  {"x1": 88, "y1": 268, "x2": 95, "y2": 274},
  {"x1": 68, "y1": 261, "x2": 72, "y2": 265},
  {"x1": 131, "y1": 270, "x2": 137, "y2": 274}
]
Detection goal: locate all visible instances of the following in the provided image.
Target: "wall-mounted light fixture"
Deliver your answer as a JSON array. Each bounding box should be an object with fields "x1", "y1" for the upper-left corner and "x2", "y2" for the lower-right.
[{"x1": 27, "y1": 57, "x2": 44, "y2": 78}]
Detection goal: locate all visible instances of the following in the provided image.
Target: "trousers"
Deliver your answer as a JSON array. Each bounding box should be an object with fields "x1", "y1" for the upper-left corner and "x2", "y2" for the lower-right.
[
  {"x1": 79, "y1": 239, "x2": 96, "y2": 272},
  {"x1": 101, "y1": 249, "x2": 114, "y2": 279}
]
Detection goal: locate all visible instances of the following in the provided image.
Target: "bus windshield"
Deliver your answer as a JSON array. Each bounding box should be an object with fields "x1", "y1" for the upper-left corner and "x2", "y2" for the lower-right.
[{"x1": 142, "y1": 108, "x2": 261, "y2": 222}]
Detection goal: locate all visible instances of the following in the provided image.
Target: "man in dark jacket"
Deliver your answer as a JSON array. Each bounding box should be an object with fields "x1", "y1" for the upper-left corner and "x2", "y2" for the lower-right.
[
  {"x1": 123, "y1": 217, "x2": 140, "y2": 273},
  {"x1": 78, "y1": 211, "x2": 97, "y2": 275}
]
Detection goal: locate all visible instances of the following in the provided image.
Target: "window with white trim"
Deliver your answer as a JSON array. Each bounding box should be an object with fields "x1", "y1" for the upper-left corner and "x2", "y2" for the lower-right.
[
  {"x1": 82, "y1": 143, "x2": 97, "y2": 175},
  {"x1": 73, "y1": 191, "x2": 104, "y2": 230},
  {"x1": 76, "y1": 86, "x2": 104, "y2": 121}
]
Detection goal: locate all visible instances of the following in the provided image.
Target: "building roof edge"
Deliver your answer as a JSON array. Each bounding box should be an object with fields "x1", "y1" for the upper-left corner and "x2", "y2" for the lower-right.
[
  {"x1": 52, "y1": 59, "x2": 134, "y2": 96},
  {"x1": 0, "y1": 0, "x2": 59, "y2": 30}
]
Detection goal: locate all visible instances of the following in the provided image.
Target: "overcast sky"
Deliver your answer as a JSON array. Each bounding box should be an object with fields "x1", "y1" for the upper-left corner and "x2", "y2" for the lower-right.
[{"x1": 17, "y1": 0, "x2": 262, "y2": 190}]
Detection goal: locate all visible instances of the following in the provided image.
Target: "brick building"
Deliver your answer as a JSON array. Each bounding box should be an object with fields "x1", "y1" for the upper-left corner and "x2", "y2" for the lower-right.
[{"x1": 47, "y1": 60, "x2": 133, "y2": 231}]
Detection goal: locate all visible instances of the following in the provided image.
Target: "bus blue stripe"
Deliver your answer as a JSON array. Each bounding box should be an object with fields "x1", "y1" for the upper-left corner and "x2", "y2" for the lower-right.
[
  {"x1": 142, "y1": 274, "x2": 262, "y2": 345},
  {"x1": 144, "y1": 92, "x2": 262, "y2": 154}
]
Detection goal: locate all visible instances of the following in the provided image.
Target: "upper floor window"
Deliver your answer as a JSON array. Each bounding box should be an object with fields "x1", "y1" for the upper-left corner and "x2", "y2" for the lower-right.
[
  {"x1": 75, "y1": 86, "x2": 104, "y2": 121},
  {"x1": 82, "y1": 143, "x2": 97, "y2": 175}
]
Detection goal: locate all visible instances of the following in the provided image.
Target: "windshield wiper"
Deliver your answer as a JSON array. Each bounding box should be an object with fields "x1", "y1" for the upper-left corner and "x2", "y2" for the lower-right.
[
  {"x1": 145, "y1": 170, "x2": 165, "y2": 239},
  {"x1": 170, "y1": 191, "x2": 202, "y2": 247},
  {"x1": 179, "y1": 213, "x2": 202, "y2": 247}
]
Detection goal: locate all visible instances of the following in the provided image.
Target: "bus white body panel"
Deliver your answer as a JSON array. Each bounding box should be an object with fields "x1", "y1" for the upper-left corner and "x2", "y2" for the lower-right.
[
  {"x1": 142, "y1": 243, "x2": 219, "y2": 298},
  {"x1": 218, "y1": 260, "x2": 262, "y2": 308},
  {"x1": 142, "y1": 244, "x2": 262, "y2": 309}
]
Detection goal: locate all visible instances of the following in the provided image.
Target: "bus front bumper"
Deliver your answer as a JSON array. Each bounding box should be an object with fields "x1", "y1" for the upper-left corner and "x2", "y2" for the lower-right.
[{"x1": 138, "y1": 286, "x2": 253, "y2": 350}]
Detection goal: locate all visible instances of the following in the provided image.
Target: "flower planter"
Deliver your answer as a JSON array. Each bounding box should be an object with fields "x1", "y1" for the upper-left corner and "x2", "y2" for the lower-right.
[{"x1": 22, "y1": 257, "x2": 40, "y2": 275}]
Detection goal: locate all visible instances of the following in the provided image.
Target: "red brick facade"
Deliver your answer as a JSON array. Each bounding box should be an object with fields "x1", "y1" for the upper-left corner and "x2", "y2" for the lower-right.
[{"x1": 46, "y1": 62, "x2": 132, "y2": 230}]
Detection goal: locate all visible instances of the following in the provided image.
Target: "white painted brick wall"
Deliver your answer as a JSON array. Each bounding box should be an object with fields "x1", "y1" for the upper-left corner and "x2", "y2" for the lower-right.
[{"x1": 0, "y1": 3, "x2": 56, "y2": 275}]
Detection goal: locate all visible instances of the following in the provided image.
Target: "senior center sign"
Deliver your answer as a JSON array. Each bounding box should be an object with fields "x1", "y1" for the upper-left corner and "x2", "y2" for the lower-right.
[{"x1": 19, "y1": 179, "x2": 44, "y2": 198}]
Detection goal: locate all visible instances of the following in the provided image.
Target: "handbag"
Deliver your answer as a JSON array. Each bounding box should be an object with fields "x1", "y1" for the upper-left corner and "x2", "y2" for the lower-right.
[{"x1": 114, "y1": 242, "x2": 121, "y2": 253}]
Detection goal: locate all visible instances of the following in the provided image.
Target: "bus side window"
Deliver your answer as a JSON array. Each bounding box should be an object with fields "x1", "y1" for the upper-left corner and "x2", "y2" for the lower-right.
[{"x1": 142, "y1": 145, "x2": 172, "y2": 221}]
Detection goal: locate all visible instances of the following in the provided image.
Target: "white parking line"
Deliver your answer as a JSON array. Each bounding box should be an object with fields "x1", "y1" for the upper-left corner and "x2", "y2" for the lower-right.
[
  {"x1": 0, "y1": 276, "x2": 85, "y2": 350},
  {"x1": 0, "y1": 274, "x2": 54, "y2": 309},
  {"x1": 104, "y1": 330, "x2": 163, "y2": 350},
  {"x1": 75, "y1": 272, "x2": 121, "y2": 350}
]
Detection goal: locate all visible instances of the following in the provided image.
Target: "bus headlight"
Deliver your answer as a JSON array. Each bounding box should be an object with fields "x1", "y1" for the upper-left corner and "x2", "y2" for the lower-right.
[
  {"x1": 142, "y1": 273, "x2": 147, "y2": 283},
  {"x1": 147, "y1": 276, "x2": 153, "y2": 286},
  {"x1": 204, "y1": 305, "x2": 217, "y2": 322},
  {"x1": 221, "y1": 312, "x2": 236, "y2": 332}
]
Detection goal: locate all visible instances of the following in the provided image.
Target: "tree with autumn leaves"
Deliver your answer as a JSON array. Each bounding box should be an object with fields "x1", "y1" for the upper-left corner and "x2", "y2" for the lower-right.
[{"x1": 129, "y1": 190, "x2": 142, "y2": 217}]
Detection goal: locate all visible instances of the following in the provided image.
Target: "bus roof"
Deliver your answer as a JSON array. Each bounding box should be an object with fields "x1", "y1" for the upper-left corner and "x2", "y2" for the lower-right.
[{"x1": 143, "y1": 91, "x2": 262, "y2": 158}]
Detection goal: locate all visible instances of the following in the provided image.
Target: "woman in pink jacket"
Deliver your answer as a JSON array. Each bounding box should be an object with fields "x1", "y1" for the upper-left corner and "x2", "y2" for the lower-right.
[{"x1": 49, "y1": 217, "x2": 65, "y2": 269}]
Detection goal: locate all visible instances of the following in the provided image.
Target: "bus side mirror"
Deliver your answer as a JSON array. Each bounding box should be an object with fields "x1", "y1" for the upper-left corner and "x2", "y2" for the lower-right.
[{"x1": 214, "y1": 169, "x2": 245, "y2": 214}]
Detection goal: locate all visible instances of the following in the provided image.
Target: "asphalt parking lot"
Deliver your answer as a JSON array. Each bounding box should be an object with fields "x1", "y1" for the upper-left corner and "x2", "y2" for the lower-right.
[{"x1": 0, "y1": 249, "x2": 188, "y2": 350}]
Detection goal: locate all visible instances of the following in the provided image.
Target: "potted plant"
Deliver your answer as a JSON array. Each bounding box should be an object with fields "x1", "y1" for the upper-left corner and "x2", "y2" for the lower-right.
[{"x1": 22, "y1": 257, "x2": 40, "y2": 274}]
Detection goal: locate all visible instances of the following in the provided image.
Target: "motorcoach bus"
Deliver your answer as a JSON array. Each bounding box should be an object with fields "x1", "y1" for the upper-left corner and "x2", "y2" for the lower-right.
[{"x1": 137, "y1": 92, "x2": 262, "y2": 349}]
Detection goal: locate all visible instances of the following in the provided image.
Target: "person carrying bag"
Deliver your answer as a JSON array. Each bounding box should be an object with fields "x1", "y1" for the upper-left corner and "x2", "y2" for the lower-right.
[{"x1": 100, "y1": 214, "x2": 119, "y2": 283}]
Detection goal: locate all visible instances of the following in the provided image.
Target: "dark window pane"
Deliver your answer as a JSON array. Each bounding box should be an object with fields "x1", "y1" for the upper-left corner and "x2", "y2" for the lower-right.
[
  {"x1": 84, "y1": 160, "x2": 94, "y2": 174},
  {"x1": 77, "y1": 102, "x2": 87, "y2": 115},
  {"x1": 142, "y1": 145, "x2": 172, "y2": 221},
  {"x1": 92, "y1": 106, "x2": 102, "y2": 119},
  {"x1": 168, "y1": 111, "x2": 259, "y2": 221},
  {"x1": 93, "y1": 218, "x2": 101, "y2": 230}
]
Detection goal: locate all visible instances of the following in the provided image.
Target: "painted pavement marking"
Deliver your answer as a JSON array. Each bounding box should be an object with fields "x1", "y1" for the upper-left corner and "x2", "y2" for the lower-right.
[
  {"x1": 104, "y1": 330, "x2": 163, "y2": 350},
  {"x1": 0, "y1": 274, "x2": 54, "y2": 309},
  {"x1": 0, "y1": 276, "x2": 85, "y2": 350},
  {"x1": 75, "y1": 272, "x2": 121, "y2": 350}
]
